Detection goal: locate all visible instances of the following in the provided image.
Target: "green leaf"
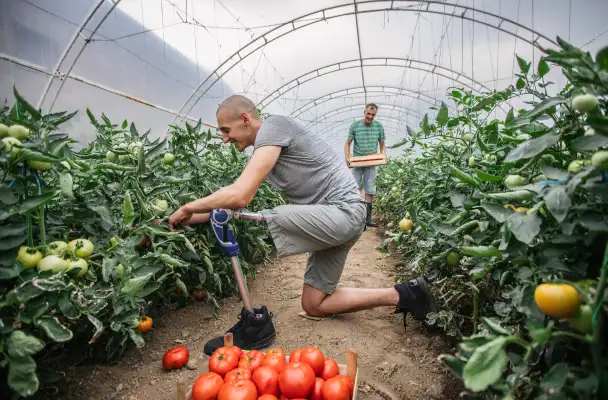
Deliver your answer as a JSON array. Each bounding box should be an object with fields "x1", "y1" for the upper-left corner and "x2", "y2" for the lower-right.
[
  {"x1": 137, "y1": 145, "x2": 146, "y2": 174},
  {"x1": 176, "y1": 277, "x2": 188, "y2": 297},
  {"x1": 506, "y1": 212, "x2": 542, "y2": 245},
  {"x1": 123, "y1": 190, "x2": 136, "y2": 226},
  {"x1": 0, "y1": 264, "x2": 21, "y2": 280},
  {"x1": 579, "y1": 213, "x2": 608, "y2": 232},
  {"x1": 8, "y1": 355, "x2": 39, "y2": 397},
  {"x1": 31, "y1": 276, "x2": 67, "y2": 292},
  {"x1": 58, "y1": 291, "x2": 80, "y2": 320},
  {"x1": 481, "y1": 203, "x2": 512, "y2": 223},
  {"x1": 128, "y1": 329, "x2": 145, "y2": 348},
  {"x1": 485, "y1": 190, "x2": 535, "y2": 202},
  {"x1": 0, "y1": 184, "x2": 19, "y2": 205},
  {"x1": 476, "y1": 170, "x2": 503, "y2": 183},
  {"x1": 449, "y1": 191, "x2": 466, "y2": 207},
  {"x1": 439, "y1": 355, "x2": 466, "y2": 379},
  {"x1": 517, "y1": 55, "x2": 530, "y2": 73},
  {"x1": 540, "y1": 363, "x2": 569, "y2": 391},
  {"x1": 482, "y1": 318, "x2": 510, "y2": 336},
  {"x1": 522, "y1": 96, "x2": 566, "y2": 120},
  {"x1": 596, "y1": 46, "x2": 608, "y2": 70},
  {"x1": 35, "y1": 315, "x2": 73, "y2": 342},
  {"x1": 7, "y1": 330, "x2": 45, "y2": 358},
  {"x1": 529, "y1": 321, "x2": 553, "y2": 346},
  {"x1": 0, "y1": 234, "x2": 27, "y2": 251},
  {"x1": 516, "y1": 77, "x2": 525, "y2": 89},
  {"x1": 462, "y1": 336, "x2": 508, "y2": 392},
  {"x1": 436, "y1": 102, "x2": 449, "y2": 126},
  {"x1": 538, "y1": 59, "x2": 550, "y2": 77},
  {"x1": 86, "y1": 108, "x2": 98, "y2": 126},
  {"x1": 89, "y1": 205, "x2": 114, "y2": 229},
  {"x1": 129, "y1": 122, "x2": 138, "y2": 137},
  {"x1": 504, "y1": 133, "x2": 561, "y2": 162},
  {"x1": 505, "y1": 108, "x2": 515, "y2": 125},
  {"x1": 450, "y1": 165, "x2": 479, "y2": 187},
  {"x1": 460, "y1": 246, "x2": 501, "y2": 257},
  {"x1": 13, "y1": 86, "x2": 42, "y2": 120},
  {"x1": 87, "y1": 315, "x2": 104, "y2": 344},
  {"x1": 421, "y1": 114, "x2": 430, "y2": 134},
  {"x1": 59, "y1": 172, "x2": 74, "y2": 198},
  {"x1": 145, "y1": 138, "x2": 167, "y2": 161},
  {"x1": 20, "y1": 301, "x2": 49, "y2": 324},
  {"x1": 544, "y1": 186, "x2": 571, "y2": 223},
  {"x1": 121, "y1": 274, "x2": 152, "y2": 295},
  {"x1": 17, "y1": 148, "x2": 63, "y2": 163},
  {"x1": 571, "y1": 134, "x2": 608, "y2": 151},
  {"x1": 11, "y1": 191, "x2": 58, "y2": 215},
  {"x1": 102, "y1": 257, "x2": 117, "y2": 283},
  {"x1": 122, "y1": 119, "x2": 128, "y2": 129},
  {"x1": 146, "y1": 186, "x2": 172, "y2": 198},
  {"x1": 542, "y1": 165, "x2": 569, "y2": 181}
]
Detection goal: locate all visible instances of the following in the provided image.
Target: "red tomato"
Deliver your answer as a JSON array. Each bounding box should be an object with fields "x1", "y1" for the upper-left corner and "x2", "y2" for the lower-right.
[
  {"x1": 231, "y1": 345, "x2": 243, "y2": 359},
  {"x1": 225, "y1": 367, "x2": 252, "y2": 383},
  {"x1": 217, "y1": 379, "x2": 258, "y2": 400},
  {"x1": 278, "y1": 397, "x2": 307, "y2": 400},
  {"x1": 288, "y1": 349, "x2": 302, "y2": 363},
  {"x1": 209, "y1": 347, "x2": 239, "y2": 377},
  {"x1": 309, "y1": 377, "x2": 325, "y2": 400},
  {"x1": 266, "y1": 348, "x2": 286, "y2": 360},
  {"x1": 299, "y1": 346, "x2": 325, "y2": 376},
  {"x1": 337, "y1": 375, "x2": 354, "y2": 397},
  {"x1": 321, "y1": 376, "x2": 350, "y2": 400},
  {"x1": 239, "y1": 350, "x2": 265, "y2": 372},
  {"x1": 262, "y1": 355, "x2": 286, "y2": 373},
  {"x1": 321, "y1": 359, "x2": 339, "y2": 381},
  {"x1": 162, "y1": 345, "x2": 189, "y2": 371},
  {"x1": 258, "y1": 395, "x2": 279, "y2": 400},
  {"x1": 251, "y1": 366, "x2": 279, "y2": 396},
  {"x1": 191, "y1": 372, "x2": 224, "y2": 400},
  {"x1": 278, "y1": 362, "x2": 315, "y2": 398}
]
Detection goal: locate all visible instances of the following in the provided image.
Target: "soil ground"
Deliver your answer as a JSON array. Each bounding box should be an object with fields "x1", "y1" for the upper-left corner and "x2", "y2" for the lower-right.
[{"x1": 54, "y1": 227, "x2": 461, "y2": 400}]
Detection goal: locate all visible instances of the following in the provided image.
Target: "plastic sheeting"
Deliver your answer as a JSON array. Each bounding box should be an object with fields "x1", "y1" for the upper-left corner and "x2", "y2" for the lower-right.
[{"x1": 1, "y1": 0, "x2": 607, "y2": 155}]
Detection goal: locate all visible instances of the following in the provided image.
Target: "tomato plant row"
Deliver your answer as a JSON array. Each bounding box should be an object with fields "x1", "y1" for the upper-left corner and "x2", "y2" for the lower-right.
[
  {"x1": 0, "y1": 90, "x2": 286, "y2": 398},
  {"x1": 375, "y1": 37, "x2": 608, "y2": 398}
]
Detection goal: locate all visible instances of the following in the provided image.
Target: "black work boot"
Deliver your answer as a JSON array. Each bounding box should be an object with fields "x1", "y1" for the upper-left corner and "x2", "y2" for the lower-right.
[
  {"x1": 365, "y1": 202, "x2": 377, "y2": 227},
  {"x1": 203, "y1": 306, "x2": 276, "y2": 356},
  {"x1": 394, "y1": 277, "x2": 437, "y2": 331}
]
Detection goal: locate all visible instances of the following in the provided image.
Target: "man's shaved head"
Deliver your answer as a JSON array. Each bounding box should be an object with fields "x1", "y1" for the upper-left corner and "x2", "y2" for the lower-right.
[{"x1": 217, "y1": 95, "x2": 260, "y2": 120}]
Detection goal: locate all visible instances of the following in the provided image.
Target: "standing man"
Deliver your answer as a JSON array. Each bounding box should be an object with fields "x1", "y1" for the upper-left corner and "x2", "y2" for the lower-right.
[
  {"x1": 344, "y1": 104, "x2": 385, "y2": 227},
  {"x1": 168, "y1": 95, "x2": 434, "y2": 355}
]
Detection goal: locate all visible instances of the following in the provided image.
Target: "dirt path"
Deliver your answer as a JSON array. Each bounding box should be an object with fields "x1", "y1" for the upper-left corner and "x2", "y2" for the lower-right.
[{"x1": 56, "y1": 228, "x2": 460, "y2": 400}]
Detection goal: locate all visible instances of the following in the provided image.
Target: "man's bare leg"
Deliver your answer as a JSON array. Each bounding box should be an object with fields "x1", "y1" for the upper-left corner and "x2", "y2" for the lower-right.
[{"x1": 301, "y1": 283, "x2": 399, "y2": 317}]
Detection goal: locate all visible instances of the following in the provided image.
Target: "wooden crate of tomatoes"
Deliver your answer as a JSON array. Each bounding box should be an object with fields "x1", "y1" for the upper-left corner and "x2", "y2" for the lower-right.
[{"x1": 183, "y1": 334, "x2": 358, "y2": 400}]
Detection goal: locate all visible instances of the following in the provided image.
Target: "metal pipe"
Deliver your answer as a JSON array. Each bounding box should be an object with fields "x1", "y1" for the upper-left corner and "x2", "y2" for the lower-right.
[
  {"x1": 233, "y1": 210, "x2": 266, "y2": 222},
  {"x1": 230, "y1": 256, "x2": 253, "y2": 313}
]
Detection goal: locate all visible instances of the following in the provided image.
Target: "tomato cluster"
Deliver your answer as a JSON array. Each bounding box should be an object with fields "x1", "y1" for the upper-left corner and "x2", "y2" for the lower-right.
[{"x1": 192, "y1": 346, "x2": 354, "y2": 400}]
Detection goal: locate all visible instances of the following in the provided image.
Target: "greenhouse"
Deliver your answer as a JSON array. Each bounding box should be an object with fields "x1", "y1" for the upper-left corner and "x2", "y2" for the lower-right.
[{"x1": 1, "y1": 0, "x2": 608, "y2": 399}]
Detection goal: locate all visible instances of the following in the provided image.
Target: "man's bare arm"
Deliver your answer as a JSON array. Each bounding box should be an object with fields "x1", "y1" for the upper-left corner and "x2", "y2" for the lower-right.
[
  {"x1": 379, "y1": 140, "x2": 386, "y2": 155},
  {"x1": 344, "y1": 139, "x2": 352, "y2": 166}
]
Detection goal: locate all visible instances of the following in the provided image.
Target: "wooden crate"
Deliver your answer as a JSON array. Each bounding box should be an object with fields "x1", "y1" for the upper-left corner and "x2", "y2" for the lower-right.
[
  {"x1": 348, "y1": 152, "x2": 387, "y2": 168},
  {"x1": 178, "y1": 334, "x2": 359, "y2": 399}
]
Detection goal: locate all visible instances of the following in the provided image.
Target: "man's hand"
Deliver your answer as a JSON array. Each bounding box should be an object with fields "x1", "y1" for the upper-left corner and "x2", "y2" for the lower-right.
[
  {"x1": 168, "y1": 206, "x2": 193, "y2": 232},
  {"x1": 345, "y1": 153, "x2": 351, "y2": 168}
]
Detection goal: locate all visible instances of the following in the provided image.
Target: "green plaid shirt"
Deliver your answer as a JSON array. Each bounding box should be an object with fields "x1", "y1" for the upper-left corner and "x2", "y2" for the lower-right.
[{"x1": 347, "y1": 120, "x2": 385, "y2": 156}]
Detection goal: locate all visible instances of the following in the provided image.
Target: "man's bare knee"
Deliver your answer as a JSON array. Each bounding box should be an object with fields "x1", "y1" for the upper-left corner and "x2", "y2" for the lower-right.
[{"x1": 301, "y1": 301, "x2": 329, "y2": 318}]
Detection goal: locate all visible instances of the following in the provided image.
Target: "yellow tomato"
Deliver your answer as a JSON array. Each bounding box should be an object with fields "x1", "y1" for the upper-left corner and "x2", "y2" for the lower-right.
[{"x1": 534, "y1": 283, "x2": 581, "y2": 318}]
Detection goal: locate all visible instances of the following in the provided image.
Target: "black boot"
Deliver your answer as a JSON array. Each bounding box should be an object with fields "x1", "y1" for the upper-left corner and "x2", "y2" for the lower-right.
[
  {"x1": 394, "y1": 277, "x2": 437, "y2": 330},
  {"x1": 203, "y1": 306, "x2": 276, "y2": 356},
  {"x1": 366, "y1": 202, "x2": 377, "y2": 227}
]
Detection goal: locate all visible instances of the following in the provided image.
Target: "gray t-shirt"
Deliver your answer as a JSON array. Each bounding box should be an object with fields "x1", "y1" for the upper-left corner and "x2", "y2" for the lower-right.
[{"x1": 253, "y1": 115, "x2": 363, "y2": 205}]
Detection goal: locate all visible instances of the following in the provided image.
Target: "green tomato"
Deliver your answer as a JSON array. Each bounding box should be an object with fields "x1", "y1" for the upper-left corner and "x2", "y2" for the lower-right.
[
  {"x1": 109, "y1": 236, "x2": 120, "y2": 247},
  {"x1": 162, "y1": 153, "x2": 175, "y2": 165},
  {"x1": 484, "y1": 154, "x2": 497, "y2": 163},
  {"x1": 584, "y1": 128, "x2": 595, "y2": 136},
  {"x1": 8, "y1": 124, "x2": 30, "y2": 140},
  {"x1": 391, "y1": 186, "x2": 398, "y2": 192},
  {"x1": 114, "y1": 263, "x2": 125, "y2": 279},
  {"x1": 155, "y1": 199, "x2": 168, "y2": 211},
  {"x1": 468, "y1": 156, "x2": 476, "y2": 167},
  {"x1": 27, "y1": 160, "x2": 52, "y2": 171},
  {"x1": 118, "y1": 154, "x2": 130, "y2": 163},
  {"x1": 60, "y1": 161, "x2": 71, "y2": 170},
  {"x1": 540, "y1": 154, "x2": 556, "y2": 166},
  {"x1": 397, "y1": 168, "x2": 404, "y2": 174},
  {"x1": 567, "y1": 304, "x2": 593, "y2": 334},
  {"x1": 67, "y1": 258, "x2": 88, "y2": 277},
  {"x1": 17, "y1": 246, "x2": 43, "y2": 269},
  {"x1": 37, "y1": 255, "x2": 68, "y2": 273},
  {"x1": 504, "y1": 174, "x2": 526, "y2": 188},
  {"x1": 106, "y1": 151, "x2": 117, "y2": 162},
  {"x1": 446, "y1": 251, "x2": 461, "y2": 266},
  {"x1": 68, "y1": 238, "x2": 94, "y2": 258},
  {"x1": 572, "y1": 94, "x2": 599, "y2": 113},
  {"x1": 0, "y1": 123, "x2": 8, "y2": 138},
  {"x1": 591, "y1": 150, "x2": 608, "y2": 169},
  {"x1": 568, "y1": 160, "x2": 584, "y2": 173},
  {"x1": 386, "y1": 222, "x2": 394, "y2": 229},
  {"x1": 463, "y1": 133, "x2": 474, "y2": 142},
  {"x1": 46, "y1": 241, "x2": 68, "y2": 256},
  {"x1": 2, "y1": 137, "x2": 22, "y2": 156}
]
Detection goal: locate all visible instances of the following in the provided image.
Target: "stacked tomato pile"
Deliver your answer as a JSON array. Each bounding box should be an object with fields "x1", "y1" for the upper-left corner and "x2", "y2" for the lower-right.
[{"x1": 191, "y1": 345, "x2": 354, "y2": 400}]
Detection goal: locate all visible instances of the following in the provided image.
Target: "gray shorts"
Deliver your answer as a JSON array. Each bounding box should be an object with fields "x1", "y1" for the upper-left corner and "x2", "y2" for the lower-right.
[
  {"x1": 351, "y1": 166, "x2": 377, "y2": 195},
  {"x1": 260, "y1": 201, "x2": 366, "y2": 294}
]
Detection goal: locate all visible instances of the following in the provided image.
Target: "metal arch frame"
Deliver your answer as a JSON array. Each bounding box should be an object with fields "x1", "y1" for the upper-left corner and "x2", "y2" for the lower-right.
[
  {"x1": 173, "y1": 0, "x2": 558, "y2": 125},
  {"x1": 291, "y1": 85, "x2": 448, "y2": 119},
  {"x1": 315, "y1": 116, "x2": 413, "y2": 138},
  {"x1": 301, "y1": 102, "x2": 423, "y2": 129},
  {"x1": 258, "y1": 57, "x2": 502, "y2": 113},
  {"x1": 37, "y1": 0, "x2": 122, "y2": 111}
]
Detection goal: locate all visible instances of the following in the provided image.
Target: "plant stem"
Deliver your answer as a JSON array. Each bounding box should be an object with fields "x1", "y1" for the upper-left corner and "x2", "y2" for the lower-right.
[
  {"x1": 552, "y1": 331, "x2": 589, "y2": 342},
  {"x1": 472, "y1": 292, "x2": 479, "y2": 334},
  {"x1": 38, "y1": 205, "x2": 46, "y2": 246},
  {"x1": 592, "y1": 241, "x2": 608, "y2": 397}
]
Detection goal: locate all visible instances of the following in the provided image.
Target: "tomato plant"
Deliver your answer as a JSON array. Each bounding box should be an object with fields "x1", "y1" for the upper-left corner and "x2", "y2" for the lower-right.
[
  {"x1": 375, "y1": 38, "x2": 608, "y2": 398},
  {"x1": 162, "y1": 345, "x2": 189, "y2": 371}
]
